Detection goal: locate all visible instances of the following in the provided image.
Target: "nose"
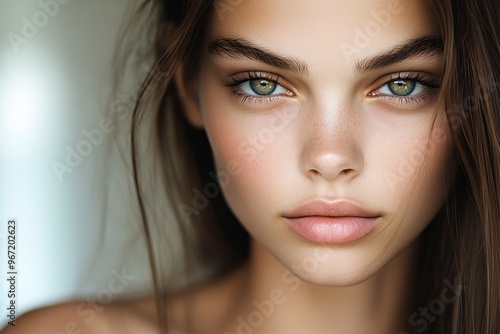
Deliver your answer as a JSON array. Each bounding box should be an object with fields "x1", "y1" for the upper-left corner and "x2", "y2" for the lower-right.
[{"x1": 299, "y1": 102, "x2": 363, "y2": 183}]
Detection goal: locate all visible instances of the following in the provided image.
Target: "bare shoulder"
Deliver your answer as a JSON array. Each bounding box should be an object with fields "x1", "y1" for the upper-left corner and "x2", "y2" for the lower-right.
[
  {"x1": 0, "y1": 265, "x2": 248, "y2": 334},
  {"x1": 1, "y1": 301, "x2": 94, "y2": 334},
  {"x1": 0, "y1": 298, "x2": 160, "y2": 334}
]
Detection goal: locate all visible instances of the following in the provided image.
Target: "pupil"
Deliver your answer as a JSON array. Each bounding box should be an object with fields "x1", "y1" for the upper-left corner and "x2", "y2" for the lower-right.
[
  {"x1": 389, "y1": 79, "x2": 416, "y2": 96},
  {"x1": 250, "y1": 79, "x2": 277, "y2": 95}
]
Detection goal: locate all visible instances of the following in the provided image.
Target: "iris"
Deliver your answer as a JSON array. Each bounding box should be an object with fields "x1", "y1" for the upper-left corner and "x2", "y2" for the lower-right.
[
  {"x1": 249, "y1": 79, "x2": 278, "y2": 95},
  {"x1": 388, "y1": 79, "x2": 417, "y2": 96}
]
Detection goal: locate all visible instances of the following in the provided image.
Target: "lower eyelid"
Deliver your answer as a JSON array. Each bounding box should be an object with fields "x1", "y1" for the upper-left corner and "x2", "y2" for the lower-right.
[
  {"x1": 377, "y1": 88, "x2": 437, "y2": 106},
  {"x1": 232, "y1": 91, "x2": 285, "y2": 105},
  {"x1": 370, "y1": 80, "x2": 436, "y2": 96}
]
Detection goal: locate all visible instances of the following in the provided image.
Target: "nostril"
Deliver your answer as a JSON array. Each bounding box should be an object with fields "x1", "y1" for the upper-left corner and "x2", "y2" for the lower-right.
[
  {"x1": 300, "y1": 145, "x2": 362, "y2": 182},
  {"x1": 309, "y1": 169, "x2": 321, "y2": 176},
  {"x1": 306, "y1": 166, "x2": 357, "y2": 181}
]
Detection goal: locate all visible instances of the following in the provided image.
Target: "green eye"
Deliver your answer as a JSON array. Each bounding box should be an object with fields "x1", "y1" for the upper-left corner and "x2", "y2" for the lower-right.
[
  {"x1": 388, "y1": 79, "x2": 417, "y2": 96},
  {"x1": 235, "y1": 74, "x2": 289, "y2": 98},
  {"x1": 249, "y1": 79, "x2": 278, "y2": 96}
]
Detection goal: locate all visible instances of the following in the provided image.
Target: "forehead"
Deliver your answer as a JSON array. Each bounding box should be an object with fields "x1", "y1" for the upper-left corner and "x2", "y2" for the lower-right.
[{"x1": 207, "y1": 0, "x2": 441, "y2": 70}]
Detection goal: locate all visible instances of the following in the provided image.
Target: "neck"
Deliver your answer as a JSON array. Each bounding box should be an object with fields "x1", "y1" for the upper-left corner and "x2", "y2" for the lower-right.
[{"x1": 227, "y1": 240, "x2": 418, "y2": 334}]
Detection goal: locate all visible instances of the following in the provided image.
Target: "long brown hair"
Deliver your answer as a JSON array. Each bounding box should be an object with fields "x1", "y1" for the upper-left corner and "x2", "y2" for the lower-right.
[{"x1": 111, "y1": 0, "x2": 500, "y2": 332}]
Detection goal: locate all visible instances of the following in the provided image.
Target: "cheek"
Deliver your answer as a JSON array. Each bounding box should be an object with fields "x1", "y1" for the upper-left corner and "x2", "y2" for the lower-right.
[
  {"x1": 199, "y1": 89, "x2": 301, "y2": 222},
  {"x1": 376, "y1": 113, "x2": 453, "y2": 240},
  {"x1": 205, "y1": 123, "x2": 288, "y2": 232}
]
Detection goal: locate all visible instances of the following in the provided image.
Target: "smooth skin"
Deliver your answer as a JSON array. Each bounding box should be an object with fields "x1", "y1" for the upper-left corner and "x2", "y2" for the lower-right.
[{"x1": 1, "y1": 0, "x2": 453, "y2": 333}]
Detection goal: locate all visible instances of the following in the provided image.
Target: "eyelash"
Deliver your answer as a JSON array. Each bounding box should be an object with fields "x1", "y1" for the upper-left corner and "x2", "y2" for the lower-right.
[
  {"x1": 225, "y1": 71, "x2": 292, "y2": 104},
  {"x1": 225, "y1": 71, "x2": 440, "y2": 105},
  {"x1": 368, "y1": 72, "x2": 441, "y2": 105}
]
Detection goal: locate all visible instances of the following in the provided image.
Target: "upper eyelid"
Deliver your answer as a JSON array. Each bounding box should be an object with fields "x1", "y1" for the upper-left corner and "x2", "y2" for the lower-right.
[
  {"x1": 229, "y1": 71, "x2": 285, "y2": 85},
  {"x1": 366, "y1": 72, "x2": 439, "y2": 94},
  {"x1": 231, "y1": 70, "x2": 438, "y2": 85},
  {"x1": 228, "y1": 72, "x2": 294, "y2": 94},
  {"x1": 375, "y1": 72, "x2": 440, "y2": 86}
]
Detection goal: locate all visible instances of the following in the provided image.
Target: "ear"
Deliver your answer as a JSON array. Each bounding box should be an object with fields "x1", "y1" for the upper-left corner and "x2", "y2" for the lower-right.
[{"x1": 175, "y1": 65, "x2": 204, "y2": 128}]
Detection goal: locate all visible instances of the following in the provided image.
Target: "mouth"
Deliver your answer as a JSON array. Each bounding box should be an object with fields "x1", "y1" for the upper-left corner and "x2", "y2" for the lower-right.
[{"x1": 283, "y1": 199, "x2": 382, "y2": 244}]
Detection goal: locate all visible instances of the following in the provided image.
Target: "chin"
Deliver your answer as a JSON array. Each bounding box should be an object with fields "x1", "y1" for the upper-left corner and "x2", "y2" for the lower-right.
[
  {"x1": 269, "y1": 244, "x2": 388, "y2": 288},
  {"x1": 287, "y1": 257, "x2": 383, "y2": 288},
  {"x1": 270, "y1": 235, "x2": 418, "y2": 290}
]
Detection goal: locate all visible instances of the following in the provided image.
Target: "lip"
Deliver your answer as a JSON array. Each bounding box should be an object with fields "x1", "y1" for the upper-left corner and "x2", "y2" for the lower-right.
[{"x1": 283, "y1": 199, "x2": 382, "y2": 243}]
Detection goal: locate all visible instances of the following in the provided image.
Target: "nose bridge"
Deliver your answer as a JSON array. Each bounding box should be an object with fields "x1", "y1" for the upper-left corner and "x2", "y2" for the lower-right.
[{"x1": 299, "y1": 98, "x2": 362, "y2": 181}]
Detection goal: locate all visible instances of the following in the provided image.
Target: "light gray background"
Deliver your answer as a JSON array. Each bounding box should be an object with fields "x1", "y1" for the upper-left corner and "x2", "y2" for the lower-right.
[{"x1": 0, "y1": 0, "x2": 153, "y2": 327}]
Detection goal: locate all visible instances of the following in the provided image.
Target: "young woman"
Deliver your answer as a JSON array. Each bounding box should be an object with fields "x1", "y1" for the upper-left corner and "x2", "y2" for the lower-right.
[{"x1": 3, "y1": 0, "x2": 499, "y2": 333}]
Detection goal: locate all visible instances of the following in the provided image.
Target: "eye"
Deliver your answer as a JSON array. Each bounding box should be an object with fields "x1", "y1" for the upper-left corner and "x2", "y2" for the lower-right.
[
  {"x1": 239, "y1": 78, "x2": 288, "y2": 96},
  {"x1": 379, "y1": 79, "x2": 424, "y2": 97},
  {"x1": 225, "y1": 71, "x2": 293, "y2": 102},
  {"x1": 368, "y1": 73, "x2": 441, "y2": 105}
]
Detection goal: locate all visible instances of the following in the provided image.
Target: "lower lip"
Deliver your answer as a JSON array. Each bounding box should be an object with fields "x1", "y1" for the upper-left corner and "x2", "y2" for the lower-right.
[{"x1": 284, "y1": 216, "x2": 380, "y2": 243}]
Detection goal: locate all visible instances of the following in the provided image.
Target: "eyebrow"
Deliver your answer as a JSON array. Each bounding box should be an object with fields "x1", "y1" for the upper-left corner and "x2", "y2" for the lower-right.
[
  {"x1": 355, "y1": 35, "x2": 444, "y2": 73},
  {"x1": 208, "y1": 36, "x2": 309, "y2": 75},
  {"x1": 208, "y1": 35, "x2": 443, "y2": 76}
]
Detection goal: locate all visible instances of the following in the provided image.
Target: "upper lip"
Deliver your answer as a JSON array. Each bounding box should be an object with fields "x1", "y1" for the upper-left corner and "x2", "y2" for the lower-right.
[{"x1": 283, "y1": 198, "x2": 381, "y2": 218}]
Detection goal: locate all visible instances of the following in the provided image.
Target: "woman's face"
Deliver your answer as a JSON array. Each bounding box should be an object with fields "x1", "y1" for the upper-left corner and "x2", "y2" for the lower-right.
[{"x1": 186, "y1": 0, "x2": 453, "y2": 285}]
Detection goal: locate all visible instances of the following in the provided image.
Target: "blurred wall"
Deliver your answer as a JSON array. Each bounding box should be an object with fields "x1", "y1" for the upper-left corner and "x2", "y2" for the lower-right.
[{"x1": 0, "y1": 0, "x2": 152, "y2": 327}]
